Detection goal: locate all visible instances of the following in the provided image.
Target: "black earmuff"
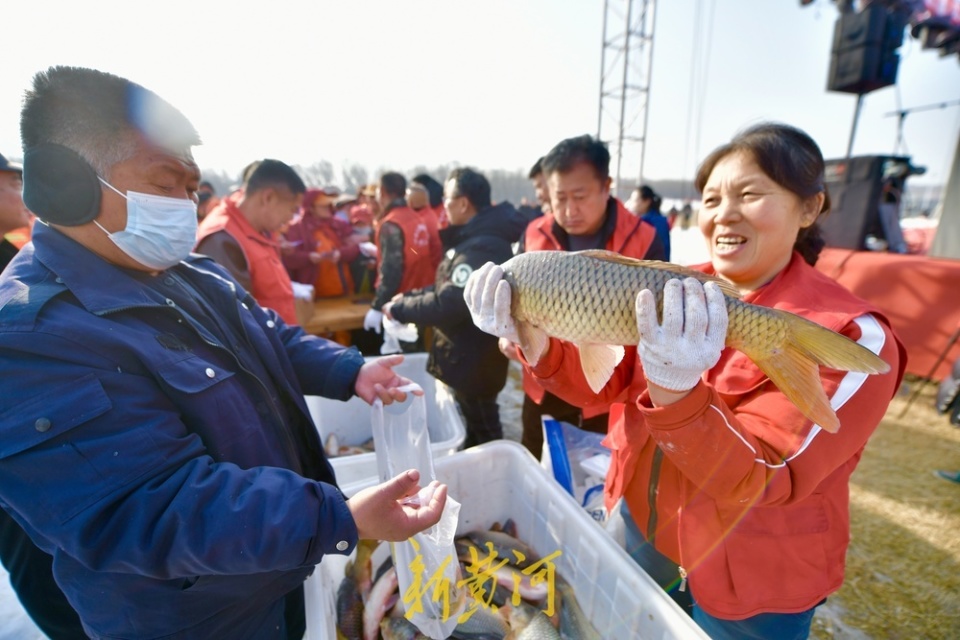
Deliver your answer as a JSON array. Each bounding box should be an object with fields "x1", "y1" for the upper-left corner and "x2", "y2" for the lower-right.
[{"x1": 22, "y1": 143, "x2": 102, "y2": 226}]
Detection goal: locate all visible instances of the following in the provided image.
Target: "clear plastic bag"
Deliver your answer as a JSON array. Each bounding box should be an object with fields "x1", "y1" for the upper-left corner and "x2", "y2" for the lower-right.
[
  {"x1": 371, "y1": 389, "x2": 464, "y2": 639},
  {"x1": 380, "y1": 317, "x2": 419, "y2": 355}
]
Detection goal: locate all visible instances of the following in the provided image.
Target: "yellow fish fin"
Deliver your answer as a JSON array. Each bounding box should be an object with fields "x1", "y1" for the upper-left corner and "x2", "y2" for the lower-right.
[
  {"x1": 751, "y1": 348, "x2": 840, "y2": 433},
  {"x1": 574, "y1": 249, "x2": 742, "y2": 299},
  {"x1": 744, "y1": 310, "x2": 890, "y2": 434},
  {"x1": 578, "y1": 344, "x2": 625, "y2": 393},
  {"x1": 516, "y1": 322, "x2": 550, "y2": 367},
  {"x1": 786, "y1": 312, "x2": 890, "y2": 374}
]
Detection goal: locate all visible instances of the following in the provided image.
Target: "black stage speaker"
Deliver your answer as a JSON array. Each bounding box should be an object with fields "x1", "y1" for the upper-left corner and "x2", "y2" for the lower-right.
[
  {"x1": 821, "y1": 155, "x2": 917, "y2": 250},
  {"x1": 827, "y1": 4, "x2": 905, "y2": 95}
]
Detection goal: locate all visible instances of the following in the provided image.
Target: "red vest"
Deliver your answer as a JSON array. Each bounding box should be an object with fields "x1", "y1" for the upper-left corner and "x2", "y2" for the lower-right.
[
  {"x1": 431, "y1": 204, "x2": 449, "y2": 229},
  {"x1": 197, "y1": 200, "x2": 299, "y2": 325},
  {"x1": 415, "y1": 208, "x2": 443, "y2": 272},
  {"x1": 375, "y1": 206, "x2": 438, "y2": 293},
  {"x1": 522, "y1": 200, "x2": 659, "y2": 417}
]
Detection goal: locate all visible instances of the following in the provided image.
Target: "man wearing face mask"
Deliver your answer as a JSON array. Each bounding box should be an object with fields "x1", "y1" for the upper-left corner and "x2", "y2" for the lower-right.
[
  {"x1": 0, "y1": 66, "x2": 447, "y2": 640},
  {"x1": 197, "y1": 160, "x2": 304, "y2": 325}
]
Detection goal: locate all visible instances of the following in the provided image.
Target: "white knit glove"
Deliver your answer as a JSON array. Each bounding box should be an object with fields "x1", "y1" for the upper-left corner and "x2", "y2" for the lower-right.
[
  {"x1": 463, "y1": 262, "x2": 519, "y2": 343},
  {"x1": 363, "y1": 309, "x2": 383, "y2": 334},
  {"x1": 636, "y1": 278, "x2": 728, "y2": 392}
]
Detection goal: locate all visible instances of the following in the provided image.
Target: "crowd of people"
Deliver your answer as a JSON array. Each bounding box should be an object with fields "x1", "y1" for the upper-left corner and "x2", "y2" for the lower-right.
[{"x1": 0, "y1": 65, "x2": 908, "y2": 640}]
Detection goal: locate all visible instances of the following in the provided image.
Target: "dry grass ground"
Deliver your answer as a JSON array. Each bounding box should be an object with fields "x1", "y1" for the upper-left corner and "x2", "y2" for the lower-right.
[{"x1": 810, "y1": 377, "x2": 960, "y2": 639}]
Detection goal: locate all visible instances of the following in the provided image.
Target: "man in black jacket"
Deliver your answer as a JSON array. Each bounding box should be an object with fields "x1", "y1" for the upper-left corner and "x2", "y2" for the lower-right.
[{"x1": 385, "y1": 168, "x2": 527, "y2": 446}]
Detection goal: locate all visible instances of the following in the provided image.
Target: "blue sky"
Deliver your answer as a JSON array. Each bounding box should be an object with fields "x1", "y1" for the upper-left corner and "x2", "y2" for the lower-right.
[{"x1": 2, "y1": 0, "x2": 958, "y2": 187}]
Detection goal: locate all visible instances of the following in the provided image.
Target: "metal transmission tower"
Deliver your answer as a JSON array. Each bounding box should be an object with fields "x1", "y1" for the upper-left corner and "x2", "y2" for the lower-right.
[{"x1": 597, "y1": 0, "x2": 658, "y2": 200}]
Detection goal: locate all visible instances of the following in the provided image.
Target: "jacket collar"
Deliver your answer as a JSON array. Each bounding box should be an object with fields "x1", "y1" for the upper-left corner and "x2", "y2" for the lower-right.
[
  {"x1": 382, "y1": 198, "x2": 408, "y2": 217},
  {"x1": 549, "y1": 196, "x2": 620, "y2": 250},
  {"x1": 440, "y1": 202, "x2": 525, "y2": 250},
  {"x1": 31, "y1": 222, "x2": 183, "y2": 314}
]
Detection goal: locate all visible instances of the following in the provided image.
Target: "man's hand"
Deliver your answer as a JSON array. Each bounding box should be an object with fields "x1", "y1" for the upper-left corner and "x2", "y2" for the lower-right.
[
  {"x1": 354, "y1": 354, "x2": 423, "y2": 404},
  {"x1": 636, "y1": 278, "x2": 728, "y2": 398},
  {"x1": 382, "y1": 293, "x2": 403, "y2": 321},
  {"x1": 463, "y1": 262, "x2": 519, "y2": 343},
  {"x1": 348, "y1": 470, "x2": 448, "y2": 541}
]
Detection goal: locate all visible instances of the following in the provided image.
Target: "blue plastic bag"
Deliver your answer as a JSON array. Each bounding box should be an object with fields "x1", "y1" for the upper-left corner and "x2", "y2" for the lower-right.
[{"x1": 541, "y1": 417, "x2": 611, "y2": 523}]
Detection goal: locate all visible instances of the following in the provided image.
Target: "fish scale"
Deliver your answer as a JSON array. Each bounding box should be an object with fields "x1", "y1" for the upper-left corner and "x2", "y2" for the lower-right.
[
  {"x1": 508, "y1": 250, "x2": 726, "y2": 346},
  {"x1": 727, "y1": 303, "x2": 789, "y2": 353},
  {"x1": 500, "y1": 249, "x2": 891, "y2": 433}
]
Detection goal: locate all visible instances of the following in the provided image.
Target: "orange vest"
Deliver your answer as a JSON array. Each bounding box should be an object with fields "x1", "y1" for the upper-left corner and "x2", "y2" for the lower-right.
[
  {"x1": 375, "y1": 206, "x2": 438, "y2": 293},
  {"x1": 197, "y1": 200, "x2": 299, "y2": 325},
  {"x1": 522, "y1": 200, "x2": 659, "y2": 417},
  {"x1": 311, "y1": 225, "x2": 354, "y2": 298}
]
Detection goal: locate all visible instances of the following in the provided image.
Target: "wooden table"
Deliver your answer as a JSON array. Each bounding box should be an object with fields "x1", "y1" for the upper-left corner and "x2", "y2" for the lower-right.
[{"x1": 300, "y1": 295, "x2": 373, "y2": 335}]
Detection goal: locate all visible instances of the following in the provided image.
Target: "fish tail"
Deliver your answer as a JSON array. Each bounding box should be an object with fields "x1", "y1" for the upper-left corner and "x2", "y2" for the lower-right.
[{"x1": 741, "y1": 310, "x2": 889, "y2": 433}]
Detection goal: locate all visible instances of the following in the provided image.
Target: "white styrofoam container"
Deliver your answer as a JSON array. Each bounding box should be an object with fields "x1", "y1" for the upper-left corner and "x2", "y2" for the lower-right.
[
  {"x1": 304, "y1": 440, "x2": 709, "y2": 640},
  {"x1": 305, "y1": 353, "x2": 466, "y2": 489}
]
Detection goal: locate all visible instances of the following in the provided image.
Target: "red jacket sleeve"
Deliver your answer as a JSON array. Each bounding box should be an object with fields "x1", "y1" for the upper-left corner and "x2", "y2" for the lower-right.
[
  {"x1": 639, "y1": 314, "x2": 901, "y2": 506},
  {"x1": 523, "y1": 338, "x2": 642, "y2": 409}
]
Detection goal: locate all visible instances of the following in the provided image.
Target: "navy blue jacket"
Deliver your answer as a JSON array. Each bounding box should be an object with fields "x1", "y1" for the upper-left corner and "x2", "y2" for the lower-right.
[
  {"x1": 641, "y1": 209, "x2": 671, "y2": 261},
  {"x1": 0, "y1": 223, "x2": 364, "y2": 639}
]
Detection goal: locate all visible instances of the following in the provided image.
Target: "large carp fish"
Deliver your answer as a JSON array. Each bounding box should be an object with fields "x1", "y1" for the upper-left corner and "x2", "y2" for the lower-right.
[{"x1": 500, "y1": 249, "x2": 890, "y2": 433}]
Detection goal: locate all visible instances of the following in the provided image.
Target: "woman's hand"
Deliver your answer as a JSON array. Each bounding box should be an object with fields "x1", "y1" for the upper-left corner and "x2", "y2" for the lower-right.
[
  {"x1": 463, "y1": 262, "x2": 519, "y2": 343},
  {"x1": 636, "y1": 278, "x2": 728, "y2": 404}
]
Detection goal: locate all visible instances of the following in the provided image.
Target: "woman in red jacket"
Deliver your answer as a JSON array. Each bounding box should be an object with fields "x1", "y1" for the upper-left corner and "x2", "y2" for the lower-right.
[{"x1": 465, "y1": 123, "x2": 905, "y2": 640}]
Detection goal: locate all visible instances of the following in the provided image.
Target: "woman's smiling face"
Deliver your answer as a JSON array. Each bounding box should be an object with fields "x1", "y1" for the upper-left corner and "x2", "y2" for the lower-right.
[{"x1": 699, "y1": 150, "x2": 822, "y2": 293}]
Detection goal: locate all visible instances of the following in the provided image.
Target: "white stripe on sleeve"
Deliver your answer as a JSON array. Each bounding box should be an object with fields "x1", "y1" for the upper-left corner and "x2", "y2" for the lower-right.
[{"x1": 785, "y1": 314, "x2": 887, "y2": 461}]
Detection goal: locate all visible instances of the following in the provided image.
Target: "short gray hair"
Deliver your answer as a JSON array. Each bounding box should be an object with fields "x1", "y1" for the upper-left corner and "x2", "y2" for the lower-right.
[{"x1": 21, "y1": 66, "x2": 200, "y2": 179}]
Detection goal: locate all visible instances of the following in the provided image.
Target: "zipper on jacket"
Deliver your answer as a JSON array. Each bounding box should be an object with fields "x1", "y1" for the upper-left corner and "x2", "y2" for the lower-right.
[
  {"x1": 678, "y1": 566, "x2": 688, "y2": 592},
  {"x1": 646, "y1": 447, "x2": 664, "y2": 541}
]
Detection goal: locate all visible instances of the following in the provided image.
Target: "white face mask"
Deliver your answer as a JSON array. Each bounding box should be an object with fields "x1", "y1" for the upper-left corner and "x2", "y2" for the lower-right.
[{"x1": 95, "y1": 177, "x2": 198, "y2": 270}]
